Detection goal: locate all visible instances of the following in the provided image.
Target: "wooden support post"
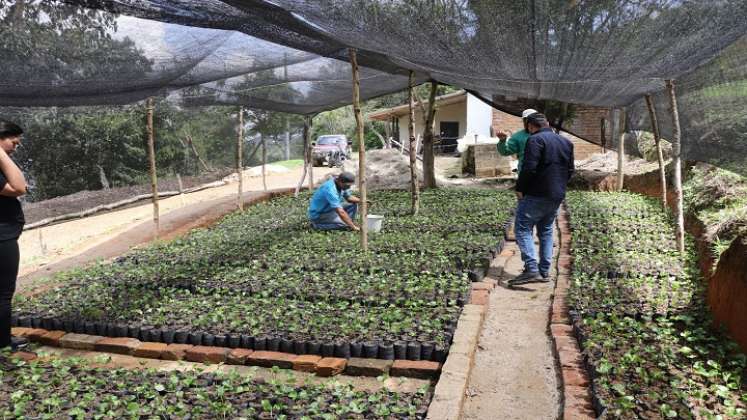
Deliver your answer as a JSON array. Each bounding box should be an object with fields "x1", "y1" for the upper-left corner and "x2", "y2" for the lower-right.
[
  {"x1": 407, "y1": 71, "x2": 420, "y2": 215},
  {"x1": 295, "y1": 117, "x2": 311, "y2": 197},
  {"x1": 145, "y1": 97, "x2": 159, "y2": 235},
  {"x1": 305, "y1": 116, "x2": 314, "y2": 189},
  {"x1": 349, "y1": 48, "x2": 368, "y2": 250},
  {"x1": 176, "y1": 173, "x2": 185, "y2": 205},
  {"x1": 665, "y1": 80, "x2": 686, "y2": 253},
  {"x1": 237, "y1": 106, "x2": 244, "y2": 210},
  {"x1": 615, "y1": 109, "x2": 626, "y2": 191},
  {"x1": 645, "y1": 94, "x2": 668, "y2": 210},
  {"x1": 600, "y1": 117, "x2": 607, "y2": 153},
  {"x1": 422, "y1": 82, "x2": 438, "y2": 188},
  {"x1": 261, "y1": 133, "x2": 267, "y2": 192}
]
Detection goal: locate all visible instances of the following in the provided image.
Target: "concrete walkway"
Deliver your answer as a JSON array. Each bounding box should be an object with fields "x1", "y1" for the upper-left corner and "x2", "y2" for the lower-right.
[{"x1": 461, "y1": 234, "x2": 561, "y2": 419}]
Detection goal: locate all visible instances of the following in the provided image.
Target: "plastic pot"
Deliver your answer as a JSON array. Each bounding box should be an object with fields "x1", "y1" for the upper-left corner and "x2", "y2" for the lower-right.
[
  {"x1": 393, "y1": 341, "x2": 407, "y2": 359},
  {"x1": 279, "y1": 338, "x2": 294, "y2": 353},
  {"x1": 293, "y1": 340, "x2": 307, "y2": 355},
  {"x1": 421, "y1": 342, "x2": 435, "y2": 361},
  {"x1": 254, "y1": 337, "x2": 267, "y2": 351},
  {"x1": 363, "y1": 342, "x2": 378, "y2": 358},
  {"x1": 307, "y1": 341, "x2": 321, "y2": 355},
  {"x1": 174, "y1": 330, "x2": 189, "y2": 344},
  {"x1": 214, "y1": 334, "x2": 227, "y2": 347},
  {"x1": 160, "y1": 329, "x2": 174, "y2": 344},
  {"x1": 406, "y1": 342, "x2": 422, "y2": 360},
  {"x1": 188, "y1": 332, "x2": 203, "y2": 346},
  {"x1": 227, "y1": 335, "x2": 241, "y2": 348},
  {"x1": 349, "y1": 342, "x2": 363, "y2": 358},
  {"x1": 240, "y1": 335, "x2": 254, "y2": 349},
  {"x1": 321, "y1": 342, "x2": 335, "y2": 357},
  {"x1": 379, "y1": 343, "x2": 394, "y2": 360},
  {"x1": 266, "y1": 336, "x2": 280, "y2": 351},
  {"x1": 333, "y1": 342, "x2": 350, "y2": 359}
]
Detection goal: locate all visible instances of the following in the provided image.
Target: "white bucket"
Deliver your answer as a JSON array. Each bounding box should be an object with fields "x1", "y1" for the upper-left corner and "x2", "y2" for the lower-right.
[{"x1": 366, "y1": 214, "x2": 385, "y2": 233}]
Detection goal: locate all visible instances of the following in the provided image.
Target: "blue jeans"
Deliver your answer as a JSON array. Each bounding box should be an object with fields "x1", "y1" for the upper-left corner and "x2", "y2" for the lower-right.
[
  {"x1": 514, "y1": 195, "x2": 561, "y2": 276},
  {"x1": 311, "y1": 203, "x2": 358, "y2": 230}
]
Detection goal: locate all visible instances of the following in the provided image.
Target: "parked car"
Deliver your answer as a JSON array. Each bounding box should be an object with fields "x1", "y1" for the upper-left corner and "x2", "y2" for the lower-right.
[{"x1": 312, "y1": 134, "x2": 351, "y2": 167}]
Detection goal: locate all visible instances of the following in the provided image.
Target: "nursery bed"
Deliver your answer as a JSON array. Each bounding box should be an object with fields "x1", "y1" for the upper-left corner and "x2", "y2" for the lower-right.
[
  {"x1": 13, "y1": 189, "x2": 514, "y2": 362},
  {"x1": 0, "y1": 354, "x2": 431, "y2": 419},
  {"x1": 565, "y1": 192, "x2": 746, "y2": 419}
]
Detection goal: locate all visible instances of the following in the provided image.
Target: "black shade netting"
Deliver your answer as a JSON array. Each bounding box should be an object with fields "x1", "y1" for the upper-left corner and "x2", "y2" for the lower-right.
[{"x1": 3, "y1": 0, "x2": 747, "y2": 172}]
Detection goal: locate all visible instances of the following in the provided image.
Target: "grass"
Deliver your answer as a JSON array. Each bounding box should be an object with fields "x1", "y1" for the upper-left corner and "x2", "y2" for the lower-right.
[
  {"x1": 270, "y1": 159, "x2": 305, "y2": 169},
  {"x1": 683, "y1": 163, "x2": 747, "y2": 269}
]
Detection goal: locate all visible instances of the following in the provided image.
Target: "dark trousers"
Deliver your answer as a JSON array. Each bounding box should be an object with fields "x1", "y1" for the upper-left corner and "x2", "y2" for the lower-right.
[{"x1": 0, "y1": 239, "x2": 19, "y2": 348}]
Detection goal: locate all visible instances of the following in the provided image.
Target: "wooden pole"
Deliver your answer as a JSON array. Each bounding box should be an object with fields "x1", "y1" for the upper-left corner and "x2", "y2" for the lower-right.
[
  {"x1": 295, "y1": 120, "x2": 309, "y2": 197},
  {"x1": 145, "y1": 97, "x2": 159, "y2": 235},
  {"x1": 407, "y1": 71, "x2": 420, "y2": 215},
  {"x1": 176, "y1": 173, "x2": 185, "y2": 205},
  {"x1": 305, "y1": 116, "x2": 314, "y2": 189},
  {"x1": 261, "y1": 133, "x2": 267, "y2": 191},
  {"x1": 237, "y1": 107, "x2": 244, "y2": 210},
  {"x1": 349, "y1": 48, "x2": 368, "y2": 250},
  {"x1": 600, "y1": 117, "x2": 607, "y2": 153},
  {"x1": 423, "y1": 82, "x2": 438, "y2": 189},
  {"x1": 665, "y1": 80, "x2": 686, "y2": 253},
  {"x1": 645, "y1": 94, "x2": 668, "y2": 210},
  {"x1": 616, "y1": 109, "x2": 626, "y2": 191}
]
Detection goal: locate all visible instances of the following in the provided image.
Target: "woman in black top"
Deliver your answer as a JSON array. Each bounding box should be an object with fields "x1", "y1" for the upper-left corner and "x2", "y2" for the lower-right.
[{"x1": 0, "y1": 120, "x2": 27, "y2": 351}]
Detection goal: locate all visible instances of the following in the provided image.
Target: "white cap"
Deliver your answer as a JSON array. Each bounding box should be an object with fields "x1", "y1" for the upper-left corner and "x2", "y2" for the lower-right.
[{"x1": 521, "y1": 108, "x2": 539, "y2": 118}]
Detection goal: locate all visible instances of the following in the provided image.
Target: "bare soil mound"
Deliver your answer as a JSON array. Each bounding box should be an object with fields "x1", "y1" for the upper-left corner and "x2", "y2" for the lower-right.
[{"x1": 342, "y1": 149, "x2": 423, "y2": 191}]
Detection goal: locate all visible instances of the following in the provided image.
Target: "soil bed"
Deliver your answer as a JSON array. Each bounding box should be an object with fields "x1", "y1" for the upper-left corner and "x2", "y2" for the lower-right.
[
  {"x1": 0, "y1": 354, "x2": 431, "y2": 418},
  {"x1": 565, "y1": 192, "x2": 746, "y2": 419},
  {"x1": 14, "y1": 189, "x2": 514, "y2": 362}
]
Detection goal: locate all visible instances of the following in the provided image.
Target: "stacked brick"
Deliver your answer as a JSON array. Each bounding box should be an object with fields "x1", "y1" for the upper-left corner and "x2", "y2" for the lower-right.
[
  {"x1": 551, "y1": 206, "x2": 596, "y2": 419},
  {"x1": 10, "y1": 327, "x2": 441, "y2": 379}
]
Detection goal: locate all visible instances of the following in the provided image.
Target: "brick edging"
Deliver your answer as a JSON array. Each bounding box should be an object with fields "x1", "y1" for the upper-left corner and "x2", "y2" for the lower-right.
[
  {"x1": 10, "y1": 328, "x2": 441, "y2": 380},
  {"x1": 550, "y1": 204, "x2": 596, "y2": 419},
  {"x1": 426, "y1": 249, "x2": 505, "y2": 419}
]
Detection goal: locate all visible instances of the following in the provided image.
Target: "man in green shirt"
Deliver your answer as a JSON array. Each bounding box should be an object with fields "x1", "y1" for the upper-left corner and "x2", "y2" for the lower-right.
[{"x1": 496, "y1": 108, "x2": 538, "y2": 172}]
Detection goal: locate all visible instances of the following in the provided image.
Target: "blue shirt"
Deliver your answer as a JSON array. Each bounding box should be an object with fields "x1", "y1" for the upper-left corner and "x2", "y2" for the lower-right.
[
  {"x1": 308, "y1": 178, "x2": 351, "y2": 220},
  {"x1": 516, "y1": 128, "x2": 574, "y2": 201}
]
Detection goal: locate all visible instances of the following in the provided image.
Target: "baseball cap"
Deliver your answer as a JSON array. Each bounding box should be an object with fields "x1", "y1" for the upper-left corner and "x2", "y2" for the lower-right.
[
  {"x1": 521, "y1": 108, "x2": 539, "y2": 118},
  {"x1": 338, "y1": 172, "x2": 356, "y2": 183}
]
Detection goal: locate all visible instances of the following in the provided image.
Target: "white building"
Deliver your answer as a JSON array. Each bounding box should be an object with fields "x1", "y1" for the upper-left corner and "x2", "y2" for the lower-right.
[{"x1": 368, "y1": 90, "x2": 494, "y2": 153}]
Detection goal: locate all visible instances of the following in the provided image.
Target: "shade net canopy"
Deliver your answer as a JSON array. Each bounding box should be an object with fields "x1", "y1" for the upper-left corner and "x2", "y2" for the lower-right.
[
  {"x1": 0, "y1": 1, "x2": 424, "y2": 114},
  {"x1": 4, "y1": 0, "x2": 747, "y2": 172}
]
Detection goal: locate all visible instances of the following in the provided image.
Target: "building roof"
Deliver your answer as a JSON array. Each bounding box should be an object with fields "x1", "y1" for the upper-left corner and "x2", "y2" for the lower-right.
[{"x1": 367, "y1": 90, "x2": 467, "y2": 121}]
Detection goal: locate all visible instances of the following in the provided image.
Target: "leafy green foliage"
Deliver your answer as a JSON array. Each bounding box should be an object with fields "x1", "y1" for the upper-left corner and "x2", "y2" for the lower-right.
[
  {"x1": 15, "y1": 189, "x2": 513, "y2": 348},
  {"x1": 566, "y1": 192, "x2": 746, "y2": 419},
  {"x1": 0, "y1": 356, "x2": 431, "y2": 418}
]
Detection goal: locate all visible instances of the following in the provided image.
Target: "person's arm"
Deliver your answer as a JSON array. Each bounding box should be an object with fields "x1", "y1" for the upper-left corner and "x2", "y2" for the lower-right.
[
  {"x1": 496, "y1": 132, "x2": 520, "y2": 156},
  {"x1": 325, "y1": 187, "x2": 359, "y2": 230},
  {"x1": 515, "y1": 136, "x2": 542, "y2": 195},
  {"x1": 336, "y1": 207, "x2": 359, "y2": 230},
  {"x1": 0, "y1": 148, "x2": 26, "y2": 197},
  {"x1": 346, "y1": 195, "x2": 361, "y2": 204}
]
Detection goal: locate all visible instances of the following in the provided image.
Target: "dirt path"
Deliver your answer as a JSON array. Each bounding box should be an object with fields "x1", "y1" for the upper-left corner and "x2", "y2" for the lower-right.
[
  {"x1": 461, "y1": 231, "x2": 561, "y2": 419},
  {"x1": 18, "y1": 166, "x2": 334, "y2": 284}
]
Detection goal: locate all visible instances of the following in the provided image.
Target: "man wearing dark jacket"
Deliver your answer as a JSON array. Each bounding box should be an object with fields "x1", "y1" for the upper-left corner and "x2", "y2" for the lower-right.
[{"x1": 509, "y1": 113, "x2": 574, "y2": 286}]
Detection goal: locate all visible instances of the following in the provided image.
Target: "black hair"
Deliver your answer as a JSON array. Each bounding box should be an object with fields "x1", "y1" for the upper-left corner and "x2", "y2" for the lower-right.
[
  {"x1": 526, "y1": 113, "x2": 549, "y2": 128},
  {"x1": 0, "y1": 120, "x2": 23, "y2": 140}
]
